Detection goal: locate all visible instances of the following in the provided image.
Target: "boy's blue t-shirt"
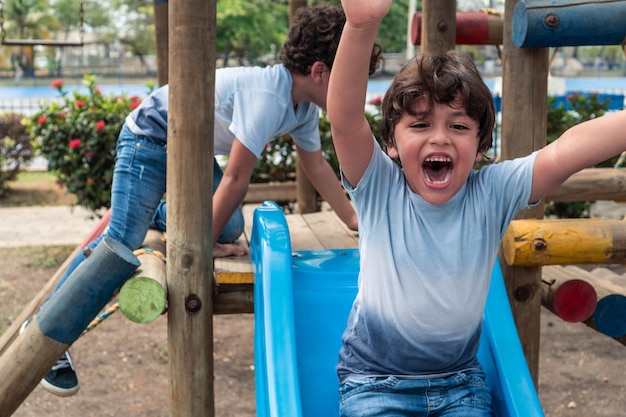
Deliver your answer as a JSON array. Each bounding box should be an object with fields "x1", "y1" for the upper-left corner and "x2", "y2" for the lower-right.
[
  {"x1": 125, "y1": 64, "x2": 321, "y2": 157},
  {"x1": 337, "y1": 141, "x2": 537, "y2": 383}
]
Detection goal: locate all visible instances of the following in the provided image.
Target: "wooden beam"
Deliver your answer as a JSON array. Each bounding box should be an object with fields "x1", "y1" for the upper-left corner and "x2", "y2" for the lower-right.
[
  {"x1": 1, "y1": 39, "x2": 83, "y2": 47},
  {"x1": 118, "y1": 230, "x2": 168, "y2": 323},
  {"x1": 543, "y1": 265, "x2": 626, "y2": 344},
  {"x1": 412, "y1": 11, "x2": 503, "y2": 45},
  {"x1": 545, "y1": 168, "x2": 626, "y2": 203},
  {"x1": 541, "y1": 276, "x2": 597, "y2": 323},
  {"x1": 503, "y1": 218, "x2": 626, "y2": 266},
  {"x1": 512, "y1": 0, "x2": 626, "y2": 48},
  {"x1": 245, "y1": 181, "x2": 297, "y2": 203}
]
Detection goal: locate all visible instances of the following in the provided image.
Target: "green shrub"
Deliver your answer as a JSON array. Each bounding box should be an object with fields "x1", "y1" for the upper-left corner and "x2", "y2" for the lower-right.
[
  {"x1": 545, "y1": 93, "x2": 611, "y2": 218},
  {"x1": 24, "y1": 75, "x2": 150, "y2": 215},
  {"x1": 0, "y1": 112, "x2": 34, "y2": 197}
]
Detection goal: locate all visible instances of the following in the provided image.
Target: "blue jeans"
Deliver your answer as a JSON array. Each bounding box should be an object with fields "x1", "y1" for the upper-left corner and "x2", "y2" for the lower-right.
[
  {"x1": 47, "y1": 124, "x2": 244, "y2": 301},
  {"x1": 339, "y1": 370, "x2": 493, "y2": 417}
]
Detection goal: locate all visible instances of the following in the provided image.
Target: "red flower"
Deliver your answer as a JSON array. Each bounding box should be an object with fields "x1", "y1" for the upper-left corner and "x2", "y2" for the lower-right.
[
  {"x1": 369, "y1": 96, "x2": 382, "y2": 106},
  {"x1": 69, "y1": 139, "x2": 82, "y2": 150},
  {"x1": 51, "y1": 79, "x2": 64, "y2": 89},
  {"x1": 57, "y1": 110, "x2": 68, "y2": 119},
  {"x1": 75, "y1": 100, "x2": 86, "y2": 108},
  {"x1": 130, "y1": 101, "x2": 140, "y2": 110},
  {"x1": 96, "y1": 120, "x2": 106, "y2": 132},
  {"x1": 94, "y1": 87, "x2": 103, "y2": 95},
  {"x1": 130, "y1": 95, "x2": 140, "y2": 102},
  {"x1": 37, "y1": 115, "x2": 47, "y2": 125}
]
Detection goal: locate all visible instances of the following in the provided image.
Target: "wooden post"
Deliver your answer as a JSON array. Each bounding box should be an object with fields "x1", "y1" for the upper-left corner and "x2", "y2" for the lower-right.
[
  {"x1": 167, "y1": 0, "x2": 216, "y2": 415},
  {"x1": 153, "y1": 0, "x2": 169, "y2": 86},
  {"x1": 420, "y1": 0, "x2": 456, "y2": 52},
  {"x1": 288, "y1": 0, "x2": 318, "y2": 215},
  {"x1": 499, "y1": 0, "x2": 549, "y2": 385}
]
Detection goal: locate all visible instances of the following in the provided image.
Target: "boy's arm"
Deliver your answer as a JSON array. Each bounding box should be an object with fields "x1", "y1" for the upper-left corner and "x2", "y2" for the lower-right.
[
  {"x1": 212, "y1": 138, "x2": 256, "y2": 258},
  {"x1": 531, "y1": 110, "x2": 626, "y2": 203},
  {"x1": 327, "y1": 0, "x2": 391, "y2": 188},
  {"x1": 296, "y1": 146, "x2": 358, "y2": 231}
]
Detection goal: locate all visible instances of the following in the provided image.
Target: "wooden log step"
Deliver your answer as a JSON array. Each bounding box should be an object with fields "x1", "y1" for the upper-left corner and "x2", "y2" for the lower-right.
[
  {"x1": 543, "y1": 265, "x2": 626, "y2": 342},
  {"x1": 502, "y1": 218, "x2": 626, "y2": 266}
]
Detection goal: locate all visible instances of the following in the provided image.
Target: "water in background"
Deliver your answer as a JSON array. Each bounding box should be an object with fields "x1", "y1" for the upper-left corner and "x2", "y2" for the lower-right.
[
  {"x1": 0, "y1": 84, "x2": 151, "y2": 99},
  {"x1": 3, "y1": 76, "x2": 626, "y2": 113}
]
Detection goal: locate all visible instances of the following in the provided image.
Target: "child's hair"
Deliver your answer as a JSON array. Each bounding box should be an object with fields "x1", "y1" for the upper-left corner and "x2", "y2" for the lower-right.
[
  {"x1": 380, "y1": 50, "x2": 495, "y2": 154},
  {"x1": 279, "y1": 3, "x2": 382, "y2": 77}
]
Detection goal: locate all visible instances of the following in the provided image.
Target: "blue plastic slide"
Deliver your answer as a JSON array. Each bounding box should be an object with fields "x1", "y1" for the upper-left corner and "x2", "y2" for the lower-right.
[{"x1": 251, "y1": 201, "x2": 544, "y2": 417}]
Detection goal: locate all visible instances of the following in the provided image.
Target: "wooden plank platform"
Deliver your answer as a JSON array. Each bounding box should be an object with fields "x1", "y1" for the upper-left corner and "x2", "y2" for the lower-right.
[{"x1": 213, "y1": 204, "x2": 359, "y2": 314}]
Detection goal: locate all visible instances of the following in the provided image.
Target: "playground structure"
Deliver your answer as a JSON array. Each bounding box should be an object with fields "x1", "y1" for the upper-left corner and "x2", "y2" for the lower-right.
[{"x1": 1, "y1": 0, "x2": 626, "y2": 416}]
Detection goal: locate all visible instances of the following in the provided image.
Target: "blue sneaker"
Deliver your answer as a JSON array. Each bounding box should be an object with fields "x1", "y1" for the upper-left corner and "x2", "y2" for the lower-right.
[
  {"x1": 40, "y1": 351, "x2": 80, "y2": 397},
  {"x1": 20, "y1": 318, "x2": 80, "y2": 397}
]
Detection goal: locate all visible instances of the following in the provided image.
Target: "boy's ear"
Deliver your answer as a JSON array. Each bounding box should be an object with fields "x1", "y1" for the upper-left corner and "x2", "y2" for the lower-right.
[
  {"x1": 387, "y1": 140, "x2": 399, "y2": 159},
  {"x1": 475, "y1": 151, "x2": 483, "y2": 162},
  {"x1": 310, "y1": 61, "x2": 327, "y2": 81}
]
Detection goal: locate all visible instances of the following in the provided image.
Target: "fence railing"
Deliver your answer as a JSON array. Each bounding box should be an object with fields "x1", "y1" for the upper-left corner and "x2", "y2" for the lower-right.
[{"x1": 0, "y1": 97, "x2": 64, "y2": 117}]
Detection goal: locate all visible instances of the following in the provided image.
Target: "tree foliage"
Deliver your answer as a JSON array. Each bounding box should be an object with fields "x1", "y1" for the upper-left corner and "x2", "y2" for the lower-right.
[
  {"x1": 216, "y1": 0, "x2": 288, "y2": 66},
  {"x1": 2, "y1": 0, "x2": 60, "y2": 75}
]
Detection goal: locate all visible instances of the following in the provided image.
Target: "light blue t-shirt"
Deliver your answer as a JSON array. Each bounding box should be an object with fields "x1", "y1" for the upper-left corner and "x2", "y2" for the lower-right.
[
  {"x1": 337, "y1": 140, "x2": 537, "y2": 383},
  {"x1": 125, "y1": 64, "x2": 321, "y2": 158}
]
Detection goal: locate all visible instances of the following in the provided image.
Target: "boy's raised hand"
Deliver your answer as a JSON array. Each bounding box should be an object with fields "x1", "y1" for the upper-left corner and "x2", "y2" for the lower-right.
[{"x1": 341, "y1": 0, "x2": 391, "y2": 27}]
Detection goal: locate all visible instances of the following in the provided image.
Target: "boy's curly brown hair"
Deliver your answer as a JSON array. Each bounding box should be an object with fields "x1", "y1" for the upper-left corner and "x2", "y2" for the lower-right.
[
  {"x1": 279, "y1": 3, "x2": 382, "y2": 76},
  {"x1": 381, "y1": 50, "x2": 495, "y2": 155}
]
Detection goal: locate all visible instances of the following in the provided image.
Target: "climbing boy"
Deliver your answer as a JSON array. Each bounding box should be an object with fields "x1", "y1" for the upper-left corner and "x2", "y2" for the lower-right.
[
  {"x1": 27, "y1": 3, "x2": 382, "y2": 397},
  {"x1": 327, "y1": 0, "x2": 626, "y2": 415}
]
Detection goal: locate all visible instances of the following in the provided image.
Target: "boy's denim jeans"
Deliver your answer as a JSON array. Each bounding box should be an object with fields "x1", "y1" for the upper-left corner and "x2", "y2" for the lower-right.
[
  {"x1": 339, "y1": 369, "x2": 493, "y2": 417},
  {"x1": 46, "y1": 124, "x2": 243, "y2": 304}
]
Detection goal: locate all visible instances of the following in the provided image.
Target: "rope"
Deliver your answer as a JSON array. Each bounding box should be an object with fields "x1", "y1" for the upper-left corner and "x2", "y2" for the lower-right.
[
  {"x1": 614, "y1": 151, "x2": 626, "y2": 168},
  {"x1": 81, "y1": 302, "x2": 120, "y2": 336},
  {"x1": 134, "y1": 248, "x2": 166, "y2": 263},
  {"x1": 78, "y1": 247, "x2": 167, "y2": 337}
]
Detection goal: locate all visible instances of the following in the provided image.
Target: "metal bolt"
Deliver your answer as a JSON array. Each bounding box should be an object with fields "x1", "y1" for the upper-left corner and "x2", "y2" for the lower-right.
[
  {"x1": 514, "y1": 285, "x2": 532, "y2": 302},
  {"x1": 532, "y1": 238, "x2": 547, "y2": 252},
  {"x1": 544, "y1": 13, "x2": 559, "y2": 27},
  {"x1": 185, "y1": 294, "x2": 202, "y2": 313}
]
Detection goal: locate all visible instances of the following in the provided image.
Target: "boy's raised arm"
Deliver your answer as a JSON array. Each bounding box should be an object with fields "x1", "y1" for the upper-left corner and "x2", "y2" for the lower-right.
[
  {"x1": 327, "y1": 0, "x2": 391, "y2": 187},
  {"x1": 531, "y1": 110, "x2": 626, "y2": 203}
]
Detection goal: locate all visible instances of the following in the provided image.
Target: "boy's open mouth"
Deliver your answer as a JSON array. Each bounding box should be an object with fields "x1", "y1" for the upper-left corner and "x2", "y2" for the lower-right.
[{"x1": 423, "y1": 156, "x2": 453, "y2": 185}]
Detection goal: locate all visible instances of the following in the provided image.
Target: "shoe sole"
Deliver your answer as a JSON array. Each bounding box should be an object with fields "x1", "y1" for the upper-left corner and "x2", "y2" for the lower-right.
[{"x1": 40, "y1": 379, "x2": 80, "y2": 397}]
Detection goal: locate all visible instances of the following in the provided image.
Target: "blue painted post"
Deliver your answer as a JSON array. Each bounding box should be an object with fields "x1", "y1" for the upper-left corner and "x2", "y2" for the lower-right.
[{"x1": 513, "y1": 0, "x2": 626, "y2": 47}]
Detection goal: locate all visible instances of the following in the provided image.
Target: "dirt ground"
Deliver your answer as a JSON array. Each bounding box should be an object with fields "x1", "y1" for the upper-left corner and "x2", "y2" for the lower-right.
[
  {"x1": 1, "y1": 247, "x2": 625, "y2": 417},
  {"x1": 1, "y1": 181, "x2": 625, "y2": 416}
]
